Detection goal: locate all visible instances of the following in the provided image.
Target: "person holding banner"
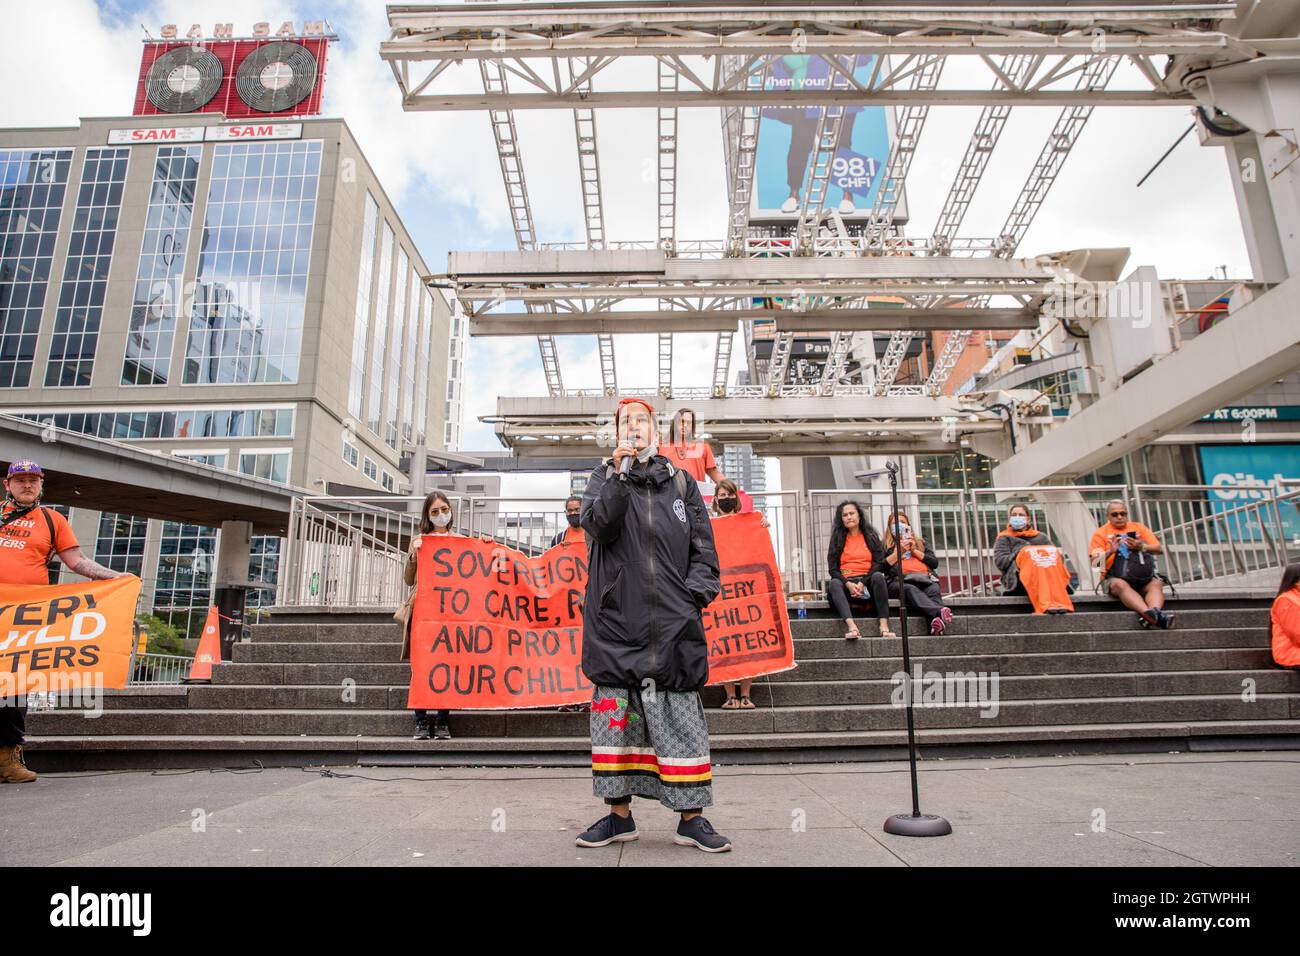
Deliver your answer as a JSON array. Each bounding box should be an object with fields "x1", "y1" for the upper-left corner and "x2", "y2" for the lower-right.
[
  {"x1": 548, "y1": 496, "x2": 586, "y2": 549},
  {"x1": 882, "y1": 510, "x2": 954, "y2": 635},
  {"x1": 1, "y1": 460, "x2": 125, "y2": 784},
  {"x1": 825, "y1": 501, "x2": 895, "y2": 641},
  {"x1": 711, "y1": 479, "x2": 767, "y2": 709},
  {"x1": 401, "y1": 491, "x2": 494, "y2": 741},
  {"x1": 993, "y1": 504, "x2": 1076, "y2": 615},
  {"x1": 574, "y1": 396, "x2": 732, "y2": 853}
]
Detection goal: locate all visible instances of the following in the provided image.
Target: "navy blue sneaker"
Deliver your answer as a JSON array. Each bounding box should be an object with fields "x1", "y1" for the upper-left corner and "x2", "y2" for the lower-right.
[
  {"x1": 1155, "y1": 608, "x2": 1175, "y2": 629},
  {"x1": 575, "y1": 812, "x2": 638, "y2": 848},
  {"x1": 674, "y1": 815, "x2": 732, "y2": 853}
]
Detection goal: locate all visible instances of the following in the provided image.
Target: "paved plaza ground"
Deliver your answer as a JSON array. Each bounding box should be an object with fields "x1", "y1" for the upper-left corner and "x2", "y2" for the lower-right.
[{"x1": 3, "y1": 751, "x2": 1296, "y2": 867}]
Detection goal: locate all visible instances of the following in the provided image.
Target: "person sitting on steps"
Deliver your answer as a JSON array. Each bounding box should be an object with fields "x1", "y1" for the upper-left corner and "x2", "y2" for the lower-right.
[{"x1": 1089, "y1": 500, "x2": 1173, "y2": 630}]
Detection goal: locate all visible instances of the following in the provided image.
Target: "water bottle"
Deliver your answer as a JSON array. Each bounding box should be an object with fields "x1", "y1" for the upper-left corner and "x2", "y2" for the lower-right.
[{"x1": 797, "y1": 597, "x2": 807, "y2": 620}]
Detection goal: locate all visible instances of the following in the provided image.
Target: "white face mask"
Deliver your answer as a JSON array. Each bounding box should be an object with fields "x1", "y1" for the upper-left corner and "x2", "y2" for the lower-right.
[
  {"x1": 636, "y1": 440, "x2": 658, "y2": 463},
  {"x1": 430, "y1": 512, "x2": 451, "y2": 529}
]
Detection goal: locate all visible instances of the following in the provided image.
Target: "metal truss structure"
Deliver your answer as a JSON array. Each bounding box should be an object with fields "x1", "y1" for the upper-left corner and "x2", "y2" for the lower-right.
[
  {"x1": 447, "y1": 249, "x2": 1057, "y2": 334},
  {"x1": 488, "y1": 392, "x2": 1006, "y2": 457},
  {"x1": 384, "y1": 1, "x2": 1265, "y2": 450},
  {"x1": 383, "y1": 3, "x2": 1253, "y2": 109}
]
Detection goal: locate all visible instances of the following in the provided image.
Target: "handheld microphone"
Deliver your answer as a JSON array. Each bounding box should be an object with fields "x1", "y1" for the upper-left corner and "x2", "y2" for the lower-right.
[{"x1": 618, "y1": 441, "x2": 634, "y2": 476}]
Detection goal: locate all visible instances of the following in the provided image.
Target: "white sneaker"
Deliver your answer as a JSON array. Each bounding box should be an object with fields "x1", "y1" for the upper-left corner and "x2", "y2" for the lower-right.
[
  {"x1": 838, "y1": 197, "x2": 856, "y2": 215},
  {"x1": 780, "y1": 195, "x2": 798, "y2": 214}
]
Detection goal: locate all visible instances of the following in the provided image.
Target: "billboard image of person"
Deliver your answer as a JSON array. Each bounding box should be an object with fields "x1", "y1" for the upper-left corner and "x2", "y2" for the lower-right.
[{"x1": 751, "y1": 55, "x2": 899, "y2": 220}]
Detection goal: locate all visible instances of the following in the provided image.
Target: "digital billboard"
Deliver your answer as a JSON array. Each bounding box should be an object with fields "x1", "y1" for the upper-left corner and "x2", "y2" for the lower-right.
[{"x1": 750, "y1": 55, "x2": 902, "y2": 222}]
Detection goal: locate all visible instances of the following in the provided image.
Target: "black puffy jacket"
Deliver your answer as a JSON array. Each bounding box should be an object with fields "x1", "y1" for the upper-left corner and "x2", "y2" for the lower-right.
[{"x1": 579, "y1": 455, "x2": 720, "y2": 692}]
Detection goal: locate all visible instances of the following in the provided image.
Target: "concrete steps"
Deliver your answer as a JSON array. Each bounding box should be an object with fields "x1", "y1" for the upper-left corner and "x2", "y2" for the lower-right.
[{"x1": 23, "y1": 597, "x2": 1300, "y2": 769}]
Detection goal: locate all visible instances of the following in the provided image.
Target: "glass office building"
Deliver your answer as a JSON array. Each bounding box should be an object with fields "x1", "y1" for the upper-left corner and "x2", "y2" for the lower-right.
[{"x1": 0, "y1": 115, "x2": 464, "y2": 636}]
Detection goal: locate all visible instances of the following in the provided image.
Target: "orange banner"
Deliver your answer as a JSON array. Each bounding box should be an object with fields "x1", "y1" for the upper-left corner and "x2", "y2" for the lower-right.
[
  {"x1": 0, "y1": 576, "x2": 142, "y2": 697},
  {"x1": 702, "y1": 512, "x2": 796, "y2": 685},
  {"x1": 406, "y1": 513, "x2": 794, "y2": 709},
  {"x1": 407, "y1": 537, "x2": 592, "y2": 710}
]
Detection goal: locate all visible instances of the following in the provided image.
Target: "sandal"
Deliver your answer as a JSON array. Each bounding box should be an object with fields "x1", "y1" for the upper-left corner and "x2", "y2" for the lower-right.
[
  {"x1": 878, "y1": 622, "x2": 896, "y2": 638},
  {"x1": 844, "y1": 627, "x2": 861, "y2": 640},
  {"x1": 738, "y1": 696, "x2": 756, "y2": 709},
  {"x1": 721, "y1": 697, "x2": 740, "y2": 709}
]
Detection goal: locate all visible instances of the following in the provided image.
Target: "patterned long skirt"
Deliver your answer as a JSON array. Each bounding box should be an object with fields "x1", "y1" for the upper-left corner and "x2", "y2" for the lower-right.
[{"x1": 589, "y1": 684, "x2": 713, "y2": 812}]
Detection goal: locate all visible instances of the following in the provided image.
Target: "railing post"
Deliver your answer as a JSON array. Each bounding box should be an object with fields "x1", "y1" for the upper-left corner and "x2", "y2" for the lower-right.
[
  {"x1": 971, "y1": 489, "x2": 988, "y2": 596},
  {"x1": 956, "y1": 489, "x2": 971, "y2": 595},
  {"x1": 1268, "y1": 488, "x2": 1288, "y2": 569}
]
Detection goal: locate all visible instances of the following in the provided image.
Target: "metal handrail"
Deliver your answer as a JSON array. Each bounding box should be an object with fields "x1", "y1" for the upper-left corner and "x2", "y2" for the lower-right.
[{"x1": 275, "y1": 482, "x2": 1297, "y2": 608}]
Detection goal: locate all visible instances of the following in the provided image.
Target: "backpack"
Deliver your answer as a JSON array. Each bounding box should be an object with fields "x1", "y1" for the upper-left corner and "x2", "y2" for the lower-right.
[
  {"x1": 1107, "y1": 538, "x2": 1156, "y2": 586},
  {"x1": 1, "y1": 504, "x2": 60, "y2": 579}
]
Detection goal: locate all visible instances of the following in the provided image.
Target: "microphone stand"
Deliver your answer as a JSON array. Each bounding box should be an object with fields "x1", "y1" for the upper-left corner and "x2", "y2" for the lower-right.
[{"x1": 882, "y1": 459, "x2": 952, "y2": 838}]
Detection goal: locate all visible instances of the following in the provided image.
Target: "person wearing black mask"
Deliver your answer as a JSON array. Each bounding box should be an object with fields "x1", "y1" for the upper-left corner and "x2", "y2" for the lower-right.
[
  {"x1": 709, "y1": 479, "x2": 769, "y2": 709},
  {"x1": 549, "y1": 495, "x2": 586, "y2": 549}
]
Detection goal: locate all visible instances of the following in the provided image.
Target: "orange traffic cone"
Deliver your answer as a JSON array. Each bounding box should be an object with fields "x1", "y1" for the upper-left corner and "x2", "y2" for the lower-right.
[{"x1": 186, "y1": 605, "x2": 222, "y2": 683}]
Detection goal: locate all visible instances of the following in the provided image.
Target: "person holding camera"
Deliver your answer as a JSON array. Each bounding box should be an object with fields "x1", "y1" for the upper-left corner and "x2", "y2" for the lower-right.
[
  {"x1": 1089, "y1": 500, "x2": 1173, "y2": 629},
  {"x1": 882, "y1": 510, "x2": 953, "y2": 635}
]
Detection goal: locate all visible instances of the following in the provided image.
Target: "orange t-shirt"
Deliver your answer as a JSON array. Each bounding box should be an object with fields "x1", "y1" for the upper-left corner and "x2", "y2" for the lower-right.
[
  {"x1": 560, "y1": 526, "x2": 585, "y2": 546},
  {"x1": 661, "y1": 441, "x2": 716, "y2": 482},
  {"x1": 1089, "y1": 521, "x2": 1159, "y2": 572},
  {"x1": 901, "y1": 553, "x2": 930, "y2": 575},
  {"x1": 838, "y1": 533, "x2": 873, "y2": 577},
  {"x1": 0, "y1": 503, "x2": 78, "y2": 585},
  {"x1": 1271, "y1": 588, "x2": 1300, "y2": 668}
]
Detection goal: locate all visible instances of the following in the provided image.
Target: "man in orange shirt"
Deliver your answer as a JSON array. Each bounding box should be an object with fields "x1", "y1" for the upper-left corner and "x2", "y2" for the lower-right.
[
  {"x1": 1, "y1": 459, "x2": 125, "y2": 783},
  {"x1": 1089, "y1": 499, "x2": 1173, "y2": 629},
  {"x1": 660, "y1": 408, "x2": 726, "y2": 485}
]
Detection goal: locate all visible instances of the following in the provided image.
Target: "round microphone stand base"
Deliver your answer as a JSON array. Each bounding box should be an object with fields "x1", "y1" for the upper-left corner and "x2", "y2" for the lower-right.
[{"x1": 884, "y1": 812, "x2": 953, "y2": 837}]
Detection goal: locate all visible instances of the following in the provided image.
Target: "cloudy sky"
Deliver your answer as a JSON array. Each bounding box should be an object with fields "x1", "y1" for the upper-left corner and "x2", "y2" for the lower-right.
[{"x1": 0, "y1": 1, "x2": 1253, "y2": 490}]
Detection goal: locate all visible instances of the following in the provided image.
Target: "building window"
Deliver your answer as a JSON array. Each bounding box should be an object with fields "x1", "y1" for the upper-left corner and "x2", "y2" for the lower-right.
[
  {"x1": 384, "y1": 247, "x2": 408, "y2": 450},
  {"x1": 238, "y1": 448, "x2": 291, "y2": 484},
  {"x1": 45, "y1": 147, "x2": 130, "y2": 387},
  {"x1": 184, "y1": 140, "x2": 322, "y2": 384},
  {"x1": 381, "y1": 470, "x2": 395, "y2": 492},
  {"x1": 248, "y1": 536, "x2": 281, "y2": 609},
  {"x1": 0, "y1": 148, "x2": 73, "y2": 388},
  {"x1": 414, "y1": 288, "x2": 433, "y2": 444},
  {"x1": 363, "y1": 456, "x2": 378, "y2": 482},
  {"x1": 342, "y1": 437, "x2": 359, "y2": 468},
  {"x1": 154, "y1": 522, "x2": 216, "y2": 639},
  {"x1": 401, "y1": 270, "x2": 419, "y2": 442},
  {"x1": 95, "y1": 512, "x2": 148, "y2": 577},
  {"x1": 122, "y1": 145, "x2": 201, "y2": 386},
  {"x1": 173, "y1": 449, "x2": 228, "y2": 469},
  {"x1": 348, "y1": 193, "x2": 378, "y2": 419},
  {"x1": 15, "y1": 406, "x2": 292, "y2": 440},
  {"x1": 367, "y1": 222, "x2": 393, "y2": 437}
]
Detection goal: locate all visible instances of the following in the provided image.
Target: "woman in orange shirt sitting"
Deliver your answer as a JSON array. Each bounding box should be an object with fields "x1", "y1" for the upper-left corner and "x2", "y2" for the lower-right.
[
  {"x1": 1270, "y1": 563, "x2": 1300, "y2": 669},
  {"x1": 993, "y1": 504, "x2": 1075, "y2": 614},
  {"x1": 825, "y1": 501, "x2": 894, "y2": 640},
  {"x1": 882, "y1": 510, "x2": 954, "y2": 635}
]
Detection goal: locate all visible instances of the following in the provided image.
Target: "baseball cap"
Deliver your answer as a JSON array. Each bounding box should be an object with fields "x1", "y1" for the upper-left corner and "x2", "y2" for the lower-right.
[{"x1": 7, "y1": 460, "x2": 44, "y2": 478}]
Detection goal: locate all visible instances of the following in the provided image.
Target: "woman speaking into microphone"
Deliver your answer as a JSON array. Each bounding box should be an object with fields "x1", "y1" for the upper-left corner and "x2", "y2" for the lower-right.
[{"x1": 573, "y1": 397, "x2": 732, "y2": 854}]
